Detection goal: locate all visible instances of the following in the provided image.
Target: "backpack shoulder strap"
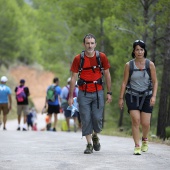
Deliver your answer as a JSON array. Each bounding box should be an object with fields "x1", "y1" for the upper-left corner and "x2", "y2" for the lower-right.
[
  {"x1": 145, "y1": 59, "x2": 151, "y2": 78},
  {"x1": 80, "y1": 51, "x2": 85, "y2": 70},
  {"x1": 78, "y1": 51, "x2": 85, "y2": 77},
  {"x1": 65, "y1": 85, "x2": 69, "y2": 90},
  {"x1": 129, "y1": 59, "x2": 134, "y2": 78},
  {"x1": 96, "y1": 50, "x2": 103, "y2": 72}
]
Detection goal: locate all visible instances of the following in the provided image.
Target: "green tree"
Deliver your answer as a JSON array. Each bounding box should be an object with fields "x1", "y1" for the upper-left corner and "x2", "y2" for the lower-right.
[
  {"x1": 0, "y1": 0, "x2": 22, "y2": 66},
  {"x1": 156, "y1": 0, "x2": 170, "y2": 139}
]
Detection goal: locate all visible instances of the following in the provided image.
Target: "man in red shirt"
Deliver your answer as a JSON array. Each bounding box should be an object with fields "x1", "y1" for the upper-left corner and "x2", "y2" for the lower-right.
[{"x1": 68, "y1": 33, "x2": 112, "y2": 154}]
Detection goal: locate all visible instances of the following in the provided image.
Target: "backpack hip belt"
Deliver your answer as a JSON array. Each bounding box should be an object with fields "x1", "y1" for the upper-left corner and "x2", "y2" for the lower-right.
[
  {"x1": 77, "y1": 78, "x2": 103, "y2": 109},
  {"x1": 127, "y1": 88, "x2": 152, "y2": 110},
  {"x1": 77, "y1": 78, "x2": 103, "y2": 86}
]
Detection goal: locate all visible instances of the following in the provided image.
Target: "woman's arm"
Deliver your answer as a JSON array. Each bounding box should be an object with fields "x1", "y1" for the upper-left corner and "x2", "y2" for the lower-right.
[
  {"x1": 150, "y1": 61, "x2": 158, "y2": 106},
  {"x1": 119, "y1": 62, "x2": 130, "y2": 109}
]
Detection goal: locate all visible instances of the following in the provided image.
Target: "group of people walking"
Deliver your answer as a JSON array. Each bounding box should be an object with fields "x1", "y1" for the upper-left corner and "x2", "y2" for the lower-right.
[
  {"x1": 0, "y1": 33, "x2": 158, "y2": 156},
  {"x1": 0, "y1": 78, "x2": 36, "y2": 131}
]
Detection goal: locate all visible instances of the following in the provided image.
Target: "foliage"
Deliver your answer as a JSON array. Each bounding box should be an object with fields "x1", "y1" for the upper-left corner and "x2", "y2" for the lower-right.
[{"x1": 0, "y1": 0, "x2": 170, "y2": 137}]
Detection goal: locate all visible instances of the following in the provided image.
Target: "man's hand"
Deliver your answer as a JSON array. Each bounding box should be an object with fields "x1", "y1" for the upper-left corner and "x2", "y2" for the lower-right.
[
  {"x1": 68, "y1": 97, "x2": 73, "y2": 106},
  {"x1": 106, "y1": 94, "x2": 112, "y2": 103}
]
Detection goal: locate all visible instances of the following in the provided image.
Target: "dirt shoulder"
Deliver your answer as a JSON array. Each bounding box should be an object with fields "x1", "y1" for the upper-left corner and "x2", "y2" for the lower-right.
[{"x1": 10, "y1": 65, "x2": 55, "y2": 112}]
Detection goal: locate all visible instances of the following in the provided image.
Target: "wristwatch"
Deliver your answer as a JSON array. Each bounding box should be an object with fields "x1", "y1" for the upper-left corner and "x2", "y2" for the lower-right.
[{"x1": 107, "y1": 92, "x2": 112, "y2": 95}]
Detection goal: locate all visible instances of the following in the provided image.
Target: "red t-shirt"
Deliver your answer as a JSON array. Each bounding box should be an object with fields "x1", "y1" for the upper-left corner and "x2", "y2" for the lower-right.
[{"x1": 71, "y1": 51, "x2": 110, "y2": 92}]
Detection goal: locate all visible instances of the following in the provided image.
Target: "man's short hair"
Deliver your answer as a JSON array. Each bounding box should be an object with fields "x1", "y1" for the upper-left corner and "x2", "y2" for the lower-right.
[
  {"x1": 53, "y1": 77, "x2": 59, "y2": 83},
  {"x1": 83, "y1": 33, "x2": 96, "y2": 43},
  {"x1": 20, "y1": 79, "x2": 25, "y2": 83}
]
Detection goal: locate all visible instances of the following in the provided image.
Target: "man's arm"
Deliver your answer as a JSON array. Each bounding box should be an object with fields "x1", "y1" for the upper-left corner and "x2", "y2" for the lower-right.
[
  {"x1": 8, "y1": 94, "x2": 12, "y2": 110},
  {"x1": 27, "y1": 87, "x2": 30, "y2": 96},
  {"x1": 104, "y1": 69, "x2": 112, "y2": 103},
  {"x1": 68, "y1": 72, "x2": 78, "y2": 106}
]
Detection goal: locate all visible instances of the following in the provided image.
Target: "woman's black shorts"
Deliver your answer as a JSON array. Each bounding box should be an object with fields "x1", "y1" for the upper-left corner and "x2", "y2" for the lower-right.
[{"x1": 125, "y1": 93, "x2": 153, "y2": 113}]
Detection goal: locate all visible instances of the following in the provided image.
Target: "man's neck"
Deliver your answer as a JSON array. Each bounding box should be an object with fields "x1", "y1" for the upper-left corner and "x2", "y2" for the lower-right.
[{"x1": 85, "y1": 51, "x2": 95, "y2": 58}]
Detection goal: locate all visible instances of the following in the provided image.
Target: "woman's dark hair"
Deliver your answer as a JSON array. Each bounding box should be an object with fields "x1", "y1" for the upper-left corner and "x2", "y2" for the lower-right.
[{"x1": 131, "y1": 40, "x2": 147, "y2": 58}]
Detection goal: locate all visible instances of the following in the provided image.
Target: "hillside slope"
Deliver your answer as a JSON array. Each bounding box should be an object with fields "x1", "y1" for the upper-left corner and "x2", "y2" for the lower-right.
[{"x1": 10, "y1": 65, "x2": 55, "y2": 112}]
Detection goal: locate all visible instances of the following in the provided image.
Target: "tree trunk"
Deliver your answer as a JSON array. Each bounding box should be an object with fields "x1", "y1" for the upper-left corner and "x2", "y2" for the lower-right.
[
  {"x1": 100, "y1": 17, "x2": 105, "y2": 128},
  {"x1": 118, "y1": 108, "x2": 124, "y2": 128},
  {"x1": 157, "y1": 22, "x2": 170, "y2": 138}
]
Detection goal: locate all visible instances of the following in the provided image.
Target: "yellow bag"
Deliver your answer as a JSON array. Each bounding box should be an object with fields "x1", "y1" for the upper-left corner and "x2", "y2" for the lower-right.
[{"x1": 61, "y1": 121, "x2": 68, "y2": 131}]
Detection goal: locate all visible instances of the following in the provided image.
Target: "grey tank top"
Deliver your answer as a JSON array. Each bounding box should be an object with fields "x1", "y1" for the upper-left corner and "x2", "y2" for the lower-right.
[{"x1": 126, "y1": 60, "x2": 152, "y2": 95}]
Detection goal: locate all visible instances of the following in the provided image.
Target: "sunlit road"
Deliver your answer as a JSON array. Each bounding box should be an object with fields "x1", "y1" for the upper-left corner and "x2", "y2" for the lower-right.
[{"x1": 0, "y1": 114, "x2": 170, "y2": 170}]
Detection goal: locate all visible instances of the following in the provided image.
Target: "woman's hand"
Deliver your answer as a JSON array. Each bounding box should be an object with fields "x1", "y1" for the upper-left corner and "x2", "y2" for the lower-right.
[
  {"x1": 119, "y1": 98, "x2": 124, "y2": 110},
  {"x1": 150, "y1": 96, "x2": 156, "y2": 106}
]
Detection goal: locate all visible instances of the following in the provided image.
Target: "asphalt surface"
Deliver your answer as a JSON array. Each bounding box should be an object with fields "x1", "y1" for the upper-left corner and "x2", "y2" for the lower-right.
[{"x1": 0, "y1": 114, "x2": 170, "y2": 170}]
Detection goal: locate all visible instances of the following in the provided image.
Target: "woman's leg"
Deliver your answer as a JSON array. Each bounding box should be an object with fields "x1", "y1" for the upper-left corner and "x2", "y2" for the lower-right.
[
  {"x1": 130, "y1": 110, "x2": 141, "y2": 146},
  {"x1": 141, "y1": 112, "x2": 151, "y2": 139}
]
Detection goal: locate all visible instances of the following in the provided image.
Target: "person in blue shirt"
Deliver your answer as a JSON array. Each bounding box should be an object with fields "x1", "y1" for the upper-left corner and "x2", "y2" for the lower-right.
[
  {"x1": 0, "y1": 76, "x2": 12, "y2": 130},
  {"x1": 44, "y1": 77, "x2": 61, "y2": 131}
]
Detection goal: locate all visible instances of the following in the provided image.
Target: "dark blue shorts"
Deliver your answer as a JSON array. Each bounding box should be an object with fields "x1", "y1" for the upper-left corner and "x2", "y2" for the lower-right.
[
  {"x1": 125, "y1": 93, "x2": 153, "y2": 113},
  {"x1": 47, "y1": 104, "x2": 60, "y2": 114},
  {"x1": 64, "y1": 109, "x2": 78, "y2": 118}
]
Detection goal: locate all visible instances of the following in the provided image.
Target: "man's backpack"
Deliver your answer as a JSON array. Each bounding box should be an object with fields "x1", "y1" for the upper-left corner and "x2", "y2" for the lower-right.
[
  {"x1": 46, "y1": 85, "x2": 57, "y2": 102},
  {"x1": 16, "y1": 86, "x2": 26, "y2": 102},
  {"x1": 78, "y1": 50, "x2": 103, "y2": 77},
  {"x1": 65, "y1": 86, "x2": 77, "y2": 100}
]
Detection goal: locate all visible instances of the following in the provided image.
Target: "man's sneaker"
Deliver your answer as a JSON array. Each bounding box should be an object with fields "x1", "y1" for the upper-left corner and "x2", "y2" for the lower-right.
[
  {"x1": 3, "y1": 127, "x2": 7, "y2": 130},
  {"x1": 46, "y1": 123, "x2": 51, "y2": 131},
  {"x1": 53, "y1": 128, "x2": 56, "y2": 132},
  {"x1": 92, "y1": 134, "x2": 101, "y2": 151},
  {"x1": 141, "y1": 141, "x2": 148, "y2": 152},
  {"x1": 134, "y1": 147, "x2": 141, "y2": 155},
  {"x1": 23, "y1": 128, "x2": 27, "y2": 131},
  {"x1": 84, "y1": 144, "x2": 93, "y2": 154},
  {"x1": 17, "y1": 127, "x2": 20, "y2": 131}
]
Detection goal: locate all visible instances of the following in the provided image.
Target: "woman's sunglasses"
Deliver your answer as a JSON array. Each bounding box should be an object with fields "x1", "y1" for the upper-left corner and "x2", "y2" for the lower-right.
[{"x1": 134, "y1": 40, "x2": 144, "y2": 43}]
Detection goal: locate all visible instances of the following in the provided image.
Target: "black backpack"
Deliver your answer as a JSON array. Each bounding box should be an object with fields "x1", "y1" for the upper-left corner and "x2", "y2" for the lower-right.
[
  {"x1": 78, "y1": 50, "x2": 103, "y2": 78},
  {"x1": 77, "y1": 50, "x2": 104, "y2": 109},
  {"x1": 127, "y1": 58, "x2": 152, "y2": 90},
  {"x1": 127, "y1": 59, "x2": 153, "y2": 110},
  {"x1": 129, "y1": 58, "x2": 151, "y2": 78}
]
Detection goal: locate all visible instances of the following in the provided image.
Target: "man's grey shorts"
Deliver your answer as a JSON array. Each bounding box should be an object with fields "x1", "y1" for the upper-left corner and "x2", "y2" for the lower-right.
[
  {"x1": 17, "y1": 105, "x2": 29, "y2": 116},
  {"x1": 77, "y1": 90, "x2": 104, "y2": 136}
]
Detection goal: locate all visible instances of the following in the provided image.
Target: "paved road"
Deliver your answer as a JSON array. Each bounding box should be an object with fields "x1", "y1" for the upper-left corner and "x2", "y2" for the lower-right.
[{"x1": 0, "y1": 114, "x2": 170, "y2": 170}]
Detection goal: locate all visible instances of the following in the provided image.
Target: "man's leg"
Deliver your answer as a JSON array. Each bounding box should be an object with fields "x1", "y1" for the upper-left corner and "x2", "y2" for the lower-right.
[
  {"x1": 17, "y1": 105, "x2": 22, "y2": 130},
  {"x1": 3, "y1": 113, "x2": 7, "y2": 130},
  {"x1": 53, "y1": 113, "x2": 58, "y2": 131},
  {"x1": 22, "y1": 105, "x2": 29, "y2": 131},
  {"x1": 2, "y1": 104, "x2": 8, "y2": 130},
  {"x1": 91, "y1": 90, "x2": 104, "y2": 151},
  {"x1": 73, "y1": 117, "x2": 78, "y2": 132},
  {"x1": 66, "y1": 117, "x2": 70, "y2": 131},
  {"x1": 0, "y1": 110, "x2": 2, "y2": 127},
  {"x1": 64, "y1": 109, "x2": 71, "y2": 131}
]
